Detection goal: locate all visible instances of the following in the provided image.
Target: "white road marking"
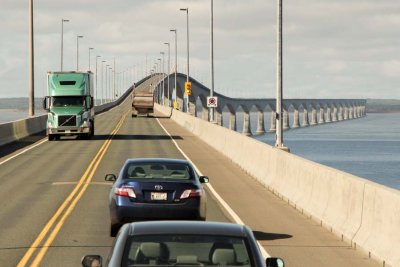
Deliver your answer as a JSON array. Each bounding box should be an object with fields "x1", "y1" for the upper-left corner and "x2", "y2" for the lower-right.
[
  {"x1": 0, "y1": 138, "x2": 47, "y2": 166},
  {"x1": 156, "y1": 117, "x2": 271, "y2": 258}
]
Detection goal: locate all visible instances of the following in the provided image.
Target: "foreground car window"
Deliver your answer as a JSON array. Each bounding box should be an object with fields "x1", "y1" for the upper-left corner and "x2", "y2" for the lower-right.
[
  {"x1": 124, "y1": 163, "x2": 193, "y2": 180},
  {"x1": 121, "y1": 234, "x2": 254, "y2": 267}
]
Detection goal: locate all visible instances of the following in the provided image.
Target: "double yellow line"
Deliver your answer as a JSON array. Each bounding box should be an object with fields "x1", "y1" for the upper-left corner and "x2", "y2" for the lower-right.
[{"x1": 17, "y1": 113, "x2": 127, "y2": 267}]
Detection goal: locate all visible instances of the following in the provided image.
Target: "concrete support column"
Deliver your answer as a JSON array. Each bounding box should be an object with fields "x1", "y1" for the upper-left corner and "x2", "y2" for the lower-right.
[
  {"x1": 292, "y1": 109, "x2": 300, "y2": 128},
  {"x1": 325, "y1": 107, "x2": 331, "y2": 123},
  {"x1": 229, "y1": 113, "x2": 237, "y2": 131},
  {"x1": 302, "y1": 109, "x2": 309, "y2": 127},
  {"x1": 269, "y1": 111, "x2": 276, "y2": 132},
  {"x1": 338, "y1": 107, "x2": 343, "y2": 121},
  {"x1": 202, "y1": 106, "x2": 209, "y2": 121},
  {"x1": 242, "y1": 112, "x2": 252, "y2": 136},
  {"x1": 283, "y1": 109, "x2": 290, "y2": 130},
  {"x1": 256, "y1": 111, "x2": 266, "y2": 135},
  {"x1": 332, "y1": 107, "x2": 338, "y2": 122},
  {"x1": 357, "y1": 106, "x2": 362, "y2": 118},
  {"x1": 353, "y1": 106, "x2": 357, "y2": 118},
  {"x1": 349, "y1": 107, "x2": 354, "y2": 119},
  {"x1": 319, "y1": 108, "x2": 325, "y2": 124},
  {"x1": 310, "y1": 108, "x2": 317, "y2": 125},
  {"x1": 216, "y1": 110, "x2": 223, "y2": 126},
  {"x1": 344, "y1": 107, "x2": 349, "y2": 120}
]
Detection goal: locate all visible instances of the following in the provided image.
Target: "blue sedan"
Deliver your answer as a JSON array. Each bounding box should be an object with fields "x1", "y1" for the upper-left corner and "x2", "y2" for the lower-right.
[{"x1": 105, "y1": 158, "x2": 209, "y2": 236}]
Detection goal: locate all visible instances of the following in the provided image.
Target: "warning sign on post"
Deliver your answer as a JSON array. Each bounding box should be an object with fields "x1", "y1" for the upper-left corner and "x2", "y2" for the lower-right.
[{"x1": 207, "y1": 97, "x2": 218, "y2": 108}]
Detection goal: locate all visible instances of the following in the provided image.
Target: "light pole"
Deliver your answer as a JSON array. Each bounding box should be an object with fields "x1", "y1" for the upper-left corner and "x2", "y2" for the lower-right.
[
  {"x1": 76, "y1": 35, "x2": 83, "y2": 71},
  {"x1": 210, "y1": 0, "x2": 215, "y2": 122},
  {"x1": 170, "y1": 29, "x2": 178, "y2": 109},
  {"x1": 29, "y1": 0, "x2": 34, "y2": 117},
  {"x1": 60, "y1": 18, "x2": 69, "y2": 71},
  {"x1": 101, "y1": 60, "x2": 106, "y2": 104},
  {"x1": 180, "y1": 8, "x2": 190, "y2": 113},
  {"x1": 275, "y1": 0, "x2": 289, "y2": 152},
  {"x1": 157, "y1": 58, "x2": 162, "y2": 104},
  {"x1": 164, "y1": 42, "x2": 170, "y2": 106},
  {"x1": 105, "y1": 64, "x2": 109, "y2": 103},
  {"x1": 109, "y1": 67, "x2": 112, "y2": 102},
  {"x1": 88, "y1": 47, "x2": 94, "y2": 71},
  {"x1": 95, "y1": 55, "x2": 101, "y2": 105},
  {"x1": 160, "y1": 51, "x2": 165, "y2": 105}
]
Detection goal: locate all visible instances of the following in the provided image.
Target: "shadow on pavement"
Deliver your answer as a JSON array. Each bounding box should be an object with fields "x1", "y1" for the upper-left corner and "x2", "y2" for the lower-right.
[
  {"x1": 253, "y1": 231, "x2": 292, "y2": 241},
  {"x1": 0, "y1": 131, "x2": 46, "y2": 159}
]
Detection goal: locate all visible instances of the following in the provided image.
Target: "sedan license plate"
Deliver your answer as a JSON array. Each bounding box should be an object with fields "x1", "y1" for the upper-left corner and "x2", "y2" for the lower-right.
[{"x1": 151, "y1": 192, "x2": 167, "y2": 201}]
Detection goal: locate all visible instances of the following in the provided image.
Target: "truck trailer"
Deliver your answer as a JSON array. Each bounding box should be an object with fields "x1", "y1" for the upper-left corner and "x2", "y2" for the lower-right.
[{"x1": 43, "y1": 71, "x2": 95, "y2": 141}]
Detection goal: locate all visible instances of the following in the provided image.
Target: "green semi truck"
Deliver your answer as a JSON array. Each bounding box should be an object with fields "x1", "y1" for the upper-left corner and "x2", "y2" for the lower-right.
[{"x1": 43, "y1": 71, "x2": 95, "y2": 141}]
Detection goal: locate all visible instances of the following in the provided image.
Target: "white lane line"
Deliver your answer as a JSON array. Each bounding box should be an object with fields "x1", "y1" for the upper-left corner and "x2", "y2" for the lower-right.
[
  {"x1": 0, "y1": 138, "x2": 47, "y2": 166},
  {"x1": 156, "y1": 117, "x2": 271, "y2": 258}
]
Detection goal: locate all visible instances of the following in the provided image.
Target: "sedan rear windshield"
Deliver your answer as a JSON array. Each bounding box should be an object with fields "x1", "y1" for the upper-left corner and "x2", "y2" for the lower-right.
[
  {"x1": 123, "y1": 163, "x2": 194, "y2": 180},
  {"x1": 122, "y1": 234, "x2": 254, "y2": 267}
]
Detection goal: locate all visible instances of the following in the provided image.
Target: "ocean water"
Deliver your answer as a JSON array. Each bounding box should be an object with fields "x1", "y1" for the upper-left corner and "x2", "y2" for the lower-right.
[
  {"x1": 1, "y1": 98, "x2": 399, "y2": 190},
  {"x1": 251, "y1": 113, "x2": 400, "y2": 190}
]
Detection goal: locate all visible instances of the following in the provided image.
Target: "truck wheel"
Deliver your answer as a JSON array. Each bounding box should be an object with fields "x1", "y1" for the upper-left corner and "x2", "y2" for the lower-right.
[
  {"x1": 48, "y1": 135, "x2": 54, "y2": 141},
  {"x1": 91, "y1": 121, "x2": 95, "y2": 136}
]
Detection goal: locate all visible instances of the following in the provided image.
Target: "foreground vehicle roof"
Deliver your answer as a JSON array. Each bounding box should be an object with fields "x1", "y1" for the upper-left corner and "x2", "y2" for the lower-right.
[{"x1": 127, "y1": 221, "x2": 250, "y2": 237}]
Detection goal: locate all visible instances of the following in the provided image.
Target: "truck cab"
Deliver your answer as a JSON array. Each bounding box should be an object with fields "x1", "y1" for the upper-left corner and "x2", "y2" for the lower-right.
[{"x1": 43, "y1": 71, "x2": 95, "y2": 141}]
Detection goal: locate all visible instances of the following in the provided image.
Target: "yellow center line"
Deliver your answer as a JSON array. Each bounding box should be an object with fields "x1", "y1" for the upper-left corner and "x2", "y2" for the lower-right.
[{"x1": 17, "y1": 112, "x2": 128, "y2": 267}]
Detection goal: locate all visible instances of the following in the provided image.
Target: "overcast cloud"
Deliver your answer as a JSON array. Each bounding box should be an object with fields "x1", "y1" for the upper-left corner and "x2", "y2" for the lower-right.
[{"x1": 0, "y1": 0, "x2": 399, "y2": 99}]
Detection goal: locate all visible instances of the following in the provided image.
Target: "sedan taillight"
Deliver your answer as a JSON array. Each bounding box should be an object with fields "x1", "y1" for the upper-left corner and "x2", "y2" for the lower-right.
[
  {"x1": 180, "y1": 189, "x2": 202, "y2": 199},
  {"x1": 115, "y1": 186, "x2": 136, "y2": 198}
]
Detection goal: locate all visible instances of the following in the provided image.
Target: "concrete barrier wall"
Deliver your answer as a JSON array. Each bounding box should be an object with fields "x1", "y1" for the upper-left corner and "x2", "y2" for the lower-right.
[
  {"x1": 156, "y1": 104, "x2": 400, "y2": 267},
  {"x1": 0, "y1": 115, "x2": 47, "y2": 146}
]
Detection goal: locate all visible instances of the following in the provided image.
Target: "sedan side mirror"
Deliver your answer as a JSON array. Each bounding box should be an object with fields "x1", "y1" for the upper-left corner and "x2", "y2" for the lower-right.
[
  {"x1": 105, "y1": 174, "x2": 117, "y2": 182},
  {"x1": 82, "y1": 255, "x2": 102, "y2": 267},
  {"x1": 199, "y1": 176, "x2": 209, "y2": 184},
  {"x1": 266, "y1": 257, "x2": 285, "y2": 267}
]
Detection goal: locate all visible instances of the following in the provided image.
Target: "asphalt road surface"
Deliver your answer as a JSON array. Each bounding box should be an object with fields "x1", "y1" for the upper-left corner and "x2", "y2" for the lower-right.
[{"x1": 0, "y1": 77, "x2": 380, "y2": 266}]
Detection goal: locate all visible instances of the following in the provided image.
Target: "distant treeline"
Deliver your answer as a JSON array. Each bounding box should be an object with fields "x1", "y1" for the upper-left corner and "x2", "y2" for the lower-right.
[{"x1": 366, "y1": 99, "x2": 400, "y2": 113}]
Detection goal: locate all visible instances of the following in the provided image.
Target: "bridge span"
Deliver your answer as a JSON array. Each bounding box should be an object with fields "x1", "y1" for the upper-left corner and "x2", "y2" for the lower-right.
[
  {"x1": 0, "y1": 75, "x2": 397, "y2": 267},
  {"x1": 153, "y1": 73, "x2": 366, "y2": 135}
]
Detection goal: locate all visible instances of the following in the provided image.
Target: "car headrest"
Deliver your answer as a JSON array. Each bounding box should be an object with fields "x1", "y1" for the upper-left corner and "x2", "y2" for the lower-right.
[{"x1": 212, "y1": 248, "x2": 237, "y2": 265}]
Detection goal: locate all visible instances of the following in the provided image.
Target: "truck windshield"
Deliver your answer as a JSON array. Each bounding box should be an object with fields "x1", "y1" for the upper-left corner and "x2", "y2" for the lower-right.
[{"x1": 52, "y1": 96, "x2": 84, "y2": 107}]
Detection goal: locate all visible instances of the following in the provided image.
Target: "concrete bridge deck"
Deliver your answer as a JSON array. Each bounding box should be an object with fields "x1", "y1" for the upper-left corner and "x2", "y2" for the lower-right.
[{"x1": 0, "y1": 76, "x2": 383, "y2": 266}]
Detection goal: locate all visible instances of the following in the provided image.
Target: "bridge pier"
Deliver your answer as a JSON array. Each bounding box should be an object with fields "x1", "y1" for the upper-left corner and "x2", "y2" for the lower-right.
[
  {"x1": 242, "y1": 112, "x2": 252, "y2": 136},
  {"x1": 292, "y1": 109, "x2": 300, "y2": 128},
  {"x1": 269, "y1": 111, "x2": 276, "y2": 132},
  {"x1": 283, "y1": 110, "x2": 290, "y2": 130},
  {"x1": 216, "y1": 111, "x2": 223, "y2": 126},
  {"x1": 332, "y1": 107, "x2": 338, "y2": 122},
  {"x1": 302, "y1": 109, "x2": 309, "y2": 127},
  {"x1": 338, "y1": 107, "x2": 343, "y2": 121},
  {"x1": 256, "y1": 111, "x2": 266, "y2": 135},
  {"x1": 229, "y1": 113, "x2": 237, "y2": 131},
  {"x1": 344, "y1": 107, "x2": 349, "y2": 120},
  {"x1": 349, "y1": 107, "x2": 354, "y2": 119},
  {"x1": 325, "y1": 108, "x2": 331, "y2": 123},
  {"x1": 311, "y1": 108, "x2": 318, "y2": 125},
  {"x1": 319, "y1": 108, "x2": 325, "y2": 124}
]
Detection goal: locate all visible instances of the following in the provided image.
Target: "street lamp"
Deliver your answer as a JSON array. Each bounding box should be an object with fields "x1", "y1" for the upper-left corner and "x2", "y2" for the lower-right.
[
  {"x1": 170, "y1": 29, "x2": 178, "y2": 109},
  {"x1": 76, "y1": 35, "x2": 83, "y2": 71},
  {"x1": 180, "y1": 8, "x2": 190, "y2": 113},
  {"x1": 157, "y1": 58, "x2": 162, "y2": 104},
  {"x1": 101, "y1": 60, "x2": 106, "y2": 104},
  {"x1": 210, "y1": 0, "x2": 215, "y2": 122},
  {"x1": 275, "y1": 0, "x2": 289, "y2": 152},
  {"x1": 164, "y1": 42, "x2": 171, "y2": 106},
  {"x1": 95, "y1": 55, "x2": 101, "y2": 105},
  {"x1": 29, "y1": 0, "x2": 34, "y2": 117},
  {"x1": 60, "y1": 18, "x2": 69, "y2": 71},
  {"x1": 160, "y1": 51, "x2": 165, "y2": 105},
  {"x1": 88, "y1": 47, "x2": 94, "y2": 71}
]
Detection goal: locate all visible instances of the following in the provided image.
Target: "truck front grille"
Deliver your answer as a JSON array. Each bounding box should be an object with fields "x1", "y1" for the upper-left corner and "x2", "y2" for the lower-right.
[{"x1": 58, "y1": 115, "x2": 77, "y2": 126}]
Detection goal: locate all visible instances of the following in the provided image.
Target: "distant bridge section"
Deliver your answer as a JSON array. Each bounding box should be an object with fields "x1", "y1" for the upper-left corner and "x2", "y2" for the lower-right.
[{"x1": 153, "y1": 73, "x2": 366, "y2": 136}]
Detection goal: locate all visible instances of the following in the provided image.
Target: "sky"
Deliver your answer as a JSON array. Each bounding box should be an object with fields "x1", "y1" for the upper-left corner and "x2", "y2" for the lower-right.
[{"x1": 0, "y1": 0, "x2": 399, "y2": 99}]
